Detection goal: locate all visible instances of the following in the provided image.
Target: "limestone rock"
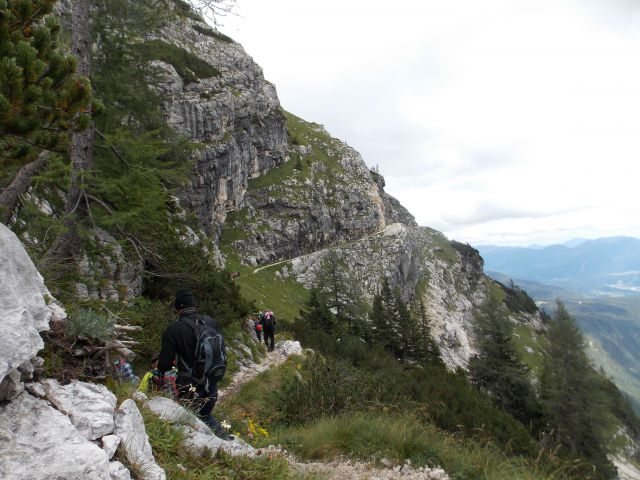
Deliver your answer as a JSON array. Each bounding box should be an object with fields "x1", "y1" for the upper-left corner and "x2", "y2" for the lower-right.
[
  {"x1": 76, "y1": 228, "x2": 143, "y2": 301},
  {"x1": 276, "y1": 340, "x2": 302, "y2": 357},
  {"x1": 41, "y1": 379, "x2": 117, "y2": 440},
  {"x1": 145, "y1": 396, "x2": 211, "y2": 434},
  {"x1": 102, "y1": 435, "x2": 121, "y2": 459},
  {"x1": 109, "y1": 461, "x2": 133, "y2": 480},
  {"x1": 114, "y1": 399, "x2": 166, "y2": 480},
  {"x1": 0, "y1": 392, "x2": 110, "y2": 479},
  {"x1": 286, "y1": 224, "x2": 484, "y2": 369},
  {"x1": 153, "y1": 15, "x2": 288, "y2": 241},
  {"x1": 0, "y1": 223, "x2": 66, "y2": 401}
]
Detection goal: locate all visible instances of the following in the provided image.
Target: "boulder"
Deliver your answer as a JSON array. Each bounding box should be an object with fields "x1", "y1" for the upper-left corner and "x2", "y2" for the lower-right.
[
  {"x1": 0, "y1": 224, "x2": 66, "y2": 401},
  {"x1": 114, "y1": 399, "x2": 166, "y2": 480},
  {"x1": 0, "y1": 392, "x2": 110, "y2": 479},
  {"x1": 276, "y1": 340, "x2": 302, "y2": 357},
  {"x1": 41, "y1": 379, "x2": 117, "y2": 440}
]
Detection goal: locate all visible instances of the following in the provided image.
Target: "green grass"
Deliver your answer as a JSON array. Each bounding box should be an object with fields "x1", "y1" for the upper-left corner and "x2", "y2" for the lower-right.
[
  {"x1": 140, "y1": 408, "x2": 296, "y2": 479},
  {"x1": 134, "y1": 40, "x2": 220, "y2": 83},
  {"x1": 248, "y1": 157, "x2": 299, "y2": 190},
  {"x1": 220, "y1": 243, "x2": 309, "y2": 322},
  {"x1": 512, "y1": 324, "x2": 549, "y2": 378},
  {"x1": 193, "y1": 24, "x2": 234, "y2": 43},
  {"x1": 270, "y1": 413, "x2": 564, "y2": 480},
  {"x1": 218, "y1": 355, "x2": 304, "y2": 443}
]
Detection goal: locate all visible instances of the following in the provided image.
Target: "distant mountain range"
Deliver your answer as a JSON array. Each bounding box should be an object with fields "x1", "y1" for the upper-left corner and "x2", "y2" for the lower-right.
[
  {"x1": 477, "y1": 236, "x2": 640, "y2": 296},
  {"x1": 479, "y1": 238, "x2": 640, "y2": 411}
]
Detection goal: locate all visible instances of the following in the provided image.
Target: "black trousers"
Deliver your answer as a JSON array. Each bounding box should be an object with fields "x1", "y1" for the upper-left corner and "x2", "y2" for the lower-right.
[
  {"x1": 263, "y1": 327, "x2": 275, "y2": 351},
  {"x1": 176, "y1": 376, "x2": 223, "y2": 433}
]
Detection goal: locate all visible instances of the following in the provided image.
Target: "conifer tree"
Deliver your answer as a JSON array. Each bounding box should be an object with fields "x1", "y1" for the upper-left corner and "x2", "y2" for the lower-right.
[
  {"x1": 0, "y1": 0, "x2": 91, "y2": 222},
  {"x1": 370, "y1": 277, "x2": 395, "y2": 352},
  {"x1": 393, "y1": 288, "x2": 413, "y2": 361},
  {"x1": 314, "y1": 250, "x2": 367, "y2": 336},
  {"x1": 412, "y1": 298, "x2": 442, "y2": 365},
  {"x1": 468, "y1": 287, "x2": 541, "y2": 426},
  {"x1": 302, "y1": 289, "x2": 337, "y2": 336},
  {"x1": 540, "y1": 302, "x2": 614, "y2": 478}
]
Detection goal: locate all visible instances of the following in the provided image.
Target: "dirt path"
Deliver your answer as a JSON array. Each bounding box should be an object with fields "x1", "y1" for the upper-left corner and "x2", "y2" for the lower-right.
[
  {"x1": 218, "y1": 340, "x2": 449, "y2": 480},
  {"x1": 251, "y1": 227, "x2": 391, "y2": 275}
]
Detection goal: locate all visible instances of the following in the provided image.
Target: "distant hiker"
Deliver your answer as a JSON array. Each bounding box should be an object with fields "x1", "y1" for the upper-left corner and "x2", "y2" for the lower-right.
[
  {"x1": 114, "y1": 354, "x2": 138, "y2": 384},
  {"x1": 262, "y1": 310, "x2": 276, "y2": 352},
  {"x1": 253, "y1": 313, "x2": 263, "y2": 342},
  {"x1": 158, "y1": 289, "x2": 232, "y2": 440},
  {"x1": 138, "y1": 353, "x2": 162, "y2": 393}
]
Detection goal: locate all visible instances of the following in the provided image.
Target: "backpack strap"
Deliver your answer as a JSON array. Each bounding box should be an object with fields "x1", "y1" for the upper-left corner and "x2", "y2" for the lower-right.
[{"x1": 176, "y1": 313, "x2": 204, "y2": 377}]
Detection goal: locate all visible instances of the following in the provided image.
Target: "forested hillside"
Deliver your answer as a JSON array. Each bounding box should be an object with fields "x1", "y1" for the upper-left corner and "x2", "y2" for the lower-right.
[{"x1": 1, "y1": 1, "x2": 639, "y2": 479}]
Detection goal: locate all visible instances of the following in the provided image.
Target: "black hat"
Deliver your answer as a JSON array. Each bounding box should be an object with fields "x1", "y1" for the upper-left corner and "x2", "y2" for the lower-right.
[{"x1": 174, "y1": 289, "x2": 195, "y2": 310}]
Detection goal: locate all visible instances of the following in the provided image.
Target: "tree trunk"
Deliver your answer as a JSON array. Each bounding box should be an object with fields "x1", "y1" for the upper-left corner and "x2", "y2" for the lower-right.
[
  {"x1": 0, "y1": 151, "x2": 50, "y2": 224},
  {"x1": 40, "y1": 0, "x2": 93, "y2": 274}
]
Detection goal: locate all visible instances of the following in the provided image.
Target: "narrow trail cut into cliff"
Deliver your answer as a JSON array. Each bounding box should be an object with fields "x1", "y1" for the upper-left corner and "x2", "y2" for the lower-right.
[{"x1": 251, "y1": 227, "x2": 390, "y2": 274}]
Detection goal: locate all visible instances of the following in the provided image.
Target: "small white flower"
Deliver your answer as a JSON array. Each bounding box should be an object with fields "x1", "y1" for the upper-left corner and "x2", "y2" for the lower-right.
[{"x1": 221, "y1": 420, "x2": 231, "y2": 430}]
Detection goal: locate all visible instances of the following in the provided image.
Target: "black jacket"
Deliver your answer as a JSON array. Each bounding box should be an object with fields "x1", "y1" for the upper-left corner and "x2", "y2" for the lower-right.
[{"x1": 158, "y1": 308, "x2": 220, "y2": 376}]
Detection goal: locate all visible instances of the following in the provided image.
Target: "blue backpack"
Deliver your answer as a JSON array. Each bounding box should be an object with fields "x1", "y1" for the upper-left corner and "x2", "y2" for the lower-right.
[{"x1": 180, "y1": 316, "x2": 227, "y2": 386}]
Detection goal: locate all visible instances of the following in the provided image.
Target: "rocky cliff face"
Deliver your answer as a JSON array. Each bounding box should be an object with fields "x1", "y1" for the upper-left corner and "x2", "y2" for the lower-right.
[{"x1": 152, "y1": 10, "x2": 288, "y2": 239}]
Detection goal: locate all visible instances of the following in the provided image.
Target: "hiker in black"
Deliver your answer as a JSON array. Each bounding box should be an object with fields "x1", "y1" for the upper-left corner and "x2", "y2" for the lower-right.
[
  {"x1": 262, "y1": 310, "x2": 276, "y2": 352},
  {"x1": 158, "y1": 289, "x2": 230, "y2": 440}
]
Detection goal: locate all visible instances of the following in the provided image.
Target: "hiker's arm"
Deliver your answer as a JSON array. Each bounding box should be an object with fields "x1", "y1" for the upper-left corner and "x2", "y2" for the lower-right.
[{"x1": 158, "y1": 327, "x2": 176, "y2": 373}]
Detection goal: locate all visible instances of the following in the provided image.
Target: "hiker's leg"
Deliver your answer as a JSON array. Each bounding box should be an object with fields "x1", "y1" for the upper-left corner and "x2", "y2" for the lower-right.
[{"x1": 198, "y1": 383, "x2": 232, "y2": 439}]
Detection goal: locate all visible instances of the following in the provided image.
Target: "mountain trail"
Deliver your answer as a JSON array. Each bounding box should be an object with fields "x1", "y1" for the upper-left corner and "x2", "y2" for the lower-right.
[{"x1": 219, "y1": 340, "x2": 449, "y2": 480}]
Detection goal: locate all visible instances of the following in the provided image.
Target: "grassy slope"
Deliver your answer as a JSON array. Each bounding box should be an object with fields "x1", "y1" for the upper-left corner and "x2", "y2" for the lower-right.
[{"x1": 216, "y1": 357, "x2": 562, "y2": 480}]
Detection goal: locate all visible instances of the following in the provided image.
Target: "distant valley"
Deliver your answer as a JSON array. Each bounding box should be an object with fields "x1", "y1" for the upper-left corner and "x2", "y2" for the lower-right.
[
  {"x1": 478, "y1": 236, "x2": 640, "y2": 296},
  {"x1": 478, "y1": 238, "x2": 640, "y2": 411}
]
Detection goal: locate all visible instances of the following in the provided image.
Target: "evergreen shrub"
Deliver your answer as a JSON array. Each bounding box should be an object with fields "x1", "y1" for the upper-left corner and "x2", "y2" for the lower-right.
[{"x1": 65, "y1": 308, "x2": 115, "y2": 341}]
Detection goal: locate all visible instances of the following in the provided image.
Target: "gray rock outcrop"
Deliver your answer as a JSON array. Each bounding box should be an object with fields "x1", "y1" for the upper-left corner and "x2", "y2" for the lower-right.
[
  {"x1": 115, "y1": 399, "x2": 166, "y2": 480},
  {"x1": 0, "y1": 223, "x2": 65, "y2": 401},
  {"x1": 142, "y1": 394, "x2": 255, "y2": 458},
  {"x1": 154, "y1": 12, "x2": 288, "y2": 241},
  {"x1": 41, "y1": 379, "x2": 117, "y2": 440},
  {"x1": 280, "y1": 224, "x2": 484, "y2": 369},
  {"x1": 0, "y1": 392, "x2": 111, "y2": 479}
]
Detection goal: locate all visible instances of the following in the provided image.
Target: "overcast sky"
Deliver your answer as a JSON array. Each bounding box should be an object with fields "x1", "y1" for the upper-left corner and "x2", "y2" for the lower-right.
[{"x1": 219, "y1": 0, "x2": 640, "y2": 247}]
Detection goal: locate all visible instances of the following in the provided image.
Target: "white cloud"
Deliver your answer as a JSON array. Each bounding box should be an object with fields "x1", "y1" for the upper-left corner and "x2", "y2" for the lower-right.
[{"x1": 221, "y1": 0, "x2": 640, "y2": 246}]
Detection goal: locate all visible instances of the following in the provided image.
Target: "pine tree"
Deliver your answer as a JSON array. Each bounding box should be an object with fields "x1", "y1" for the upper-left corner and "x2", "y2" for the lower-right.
[
  {"x1": 314, "y1": 250, "x2": 367, "y2": 336},
  {"x1": 412, "y1": 298, "x2": 442, "y2": 365},
  {"x1": 539, "y1": 302, "x2": 614, "y2": 479},
  {"x1": 0, "y1": 0, "x2": 91, "y2": 222},
  {"x1": 393, "y1": 288, "x2": 413, "y2": 361},
  {"x1": 468, "y1": 287, "x2": 541, "y2": 426},
  {"x1": 369, "y1": 277, "x2": 395, "y2": 353},
  {"x1": 302, "y1": 289, "x2": 337, "y2": 336}
]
